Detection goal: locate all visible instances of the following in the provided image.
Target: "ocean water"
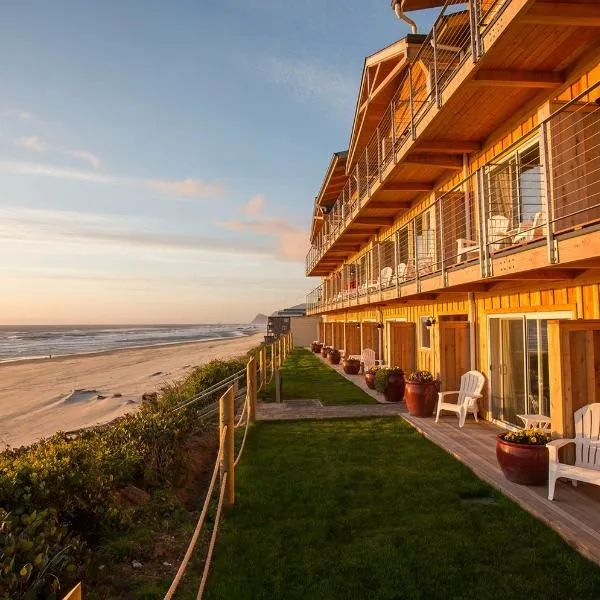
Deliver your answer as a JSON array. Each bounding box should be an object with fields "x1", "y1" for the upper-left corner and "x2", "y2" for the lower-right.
[{"x1": 0, "y1": 324, "x2": 260, "y2": 362}]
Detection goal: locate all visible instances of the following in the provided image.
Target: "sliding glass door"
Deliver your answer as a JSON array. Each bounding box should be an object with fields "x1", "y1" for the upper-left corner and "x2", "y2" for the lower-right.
[{"x1": 489, "y1": 314, "x2": 565, "y2": 427}]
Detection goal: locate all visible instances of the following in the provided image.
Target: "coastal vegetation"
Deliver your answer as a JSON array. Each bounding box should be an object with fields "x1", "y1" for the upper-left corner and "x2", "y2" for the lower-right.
[
  {"x1": 205, "y1": 418, "x2": 600, "y2": 599},
  {"x1": 260, "y1": 348, "x2": 376, "y2": 405},
  {"x1": 0, "y1": 355, "x2": 249, "y2": 600}
]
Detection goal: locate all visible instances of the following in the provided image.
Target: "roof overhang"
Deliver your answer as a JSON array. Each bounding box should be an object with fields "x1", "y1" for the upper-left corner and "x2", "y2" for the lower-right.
[
  {"x1": 346, "y1": 35, "x2": 426, "y2": 169},
  {"x1": 310, "y1": 151, "x2": 349, "y2": 242}
]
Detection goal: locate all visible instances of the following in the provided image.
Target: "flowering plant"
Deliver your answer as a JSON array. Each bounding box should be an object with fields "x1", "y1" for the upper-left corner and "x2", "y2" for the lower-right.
[
  {"x1": 365, "y1": 365, "x2": 381, "y2": 374},
  {"x1": 500, "y1": 428, "x2": 548, "y2": 446},
  {"x1": 406, "y1": 369, "x2": 435, "y2": 383},
  {"x1": 374, "y1": 367, "x2": 404, "y2": 393}
]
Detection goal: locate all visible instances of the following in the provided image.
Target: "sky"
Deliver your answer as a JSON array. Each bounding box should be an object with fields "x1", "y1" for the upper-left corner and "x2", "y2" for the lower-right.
[{"x1": 0, "y1": 1, "x2": 435, "y2": 325}]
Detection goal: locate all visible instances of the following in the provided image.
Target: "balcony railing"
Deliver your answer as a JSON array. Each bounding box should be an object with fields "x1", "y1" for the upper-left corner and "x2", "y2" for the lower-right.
[
  {"x1": 306, "y1": 81, "x2": 600, "y2": 314},
  {"x1": 306, "y1": 0, "x2": 507, "y2": 275}
]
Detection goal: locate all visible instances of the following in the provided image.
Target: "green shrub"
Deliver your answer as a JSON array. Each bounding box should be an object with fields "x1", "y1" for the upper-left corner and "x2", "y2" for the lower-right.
[
  {"x1": 0, "y1": 355, "x2": 249, "y2": 599},
  {"x1": 0, "y1": 507, "x2": 84, "y2": 600},
  {"x1": 374, "y1": 367, "x2": 404, "y2": 393}
]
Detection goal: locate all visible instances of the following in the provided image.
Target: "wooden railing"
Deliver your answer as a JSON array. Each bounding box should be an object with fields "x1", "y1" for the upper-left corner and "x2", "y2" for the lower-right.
[
  {"x1": 63, "y1": 334, "x2": 294, "y2": 600},
  {"x1": 307, "y1": 81, "x2": 600, "y2": 314}
]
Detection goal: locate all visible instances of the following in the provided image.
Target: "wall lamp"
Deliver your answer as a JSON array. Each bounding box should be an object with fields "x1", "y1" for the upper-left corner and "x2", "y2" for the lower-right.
[
  {"x1": 376, "y1": 322, "x2": 384, "y2": 330},
  {"x1": 424, "y1": 317, "x2": 437, "y2": 328}
]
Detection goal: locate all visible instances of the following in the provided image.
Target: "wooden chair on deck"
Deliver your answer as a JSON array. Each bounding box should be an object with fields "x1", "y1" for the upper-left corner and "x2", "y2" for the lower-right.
[{"x1": 548, "y1": 403, "x2": 600, "y2": 501}]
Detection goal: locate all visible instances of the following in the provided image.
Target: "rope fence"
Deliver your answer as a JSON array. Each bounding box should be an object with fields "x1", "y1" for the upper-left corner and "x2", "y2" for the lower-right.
[{"x1": 65, "y1": 333, "x2": 293, "y2": 600}]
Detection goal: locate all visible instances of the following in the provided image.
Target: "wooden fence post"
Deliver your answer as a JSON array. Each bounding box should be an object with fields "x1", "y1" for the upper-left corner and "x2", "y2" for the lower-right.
[
  {"x1": 247, "y1": 356, "x2": 257, "y2": 423},
  {"x1": 219, "y1": 386, "x2": 235, "y2": 507},
  {"x1": 260, "y1": 347, "x2": 267, "y2": 389}
]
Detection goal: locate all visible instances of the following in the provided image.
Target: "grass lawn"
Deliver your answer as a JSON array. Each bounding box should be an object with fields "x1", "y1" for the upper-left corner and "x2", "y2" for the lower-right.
[
  {"x1": 204, "y1": 418, "x2": 600, "y2": 600},
  {"x1": 260, "y1": 347, "x2": 376, "y2": 405}
]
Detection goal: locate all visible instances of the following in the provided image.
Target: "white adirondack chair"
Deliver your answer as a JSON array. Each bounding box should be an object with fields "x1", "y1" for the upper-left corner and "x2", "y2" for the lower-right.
[
  {"x1": 547, "y1": 403, "x2": 600, "y2": 501},
  {"x1": 380, "y1": 266, "x2": 393, "y2": 288},
  {"x1": 455, "y1": 215, "x2": 510, "y2": 263},
  {"x1": 435, "y1": 370, "x2": 485, "y2": 428},
  {"x1": 361, "y1": 348, "x2": 377, "y2": 372}
]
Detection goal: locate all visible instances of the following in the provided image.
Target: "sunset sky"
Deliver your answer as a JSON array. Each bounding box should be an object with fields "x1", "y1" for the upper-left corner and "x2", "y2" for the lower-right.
[{"x1": 1, "y1": 1, "x2": 434, "y2": 324}]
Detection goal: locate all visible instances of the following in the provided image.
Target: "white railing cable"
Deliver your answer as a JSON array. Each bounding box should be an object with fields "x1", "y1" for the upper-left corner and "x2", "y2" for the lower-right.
[{"x1": 163, "y1": 425, "x2": 227, "y2": 600}]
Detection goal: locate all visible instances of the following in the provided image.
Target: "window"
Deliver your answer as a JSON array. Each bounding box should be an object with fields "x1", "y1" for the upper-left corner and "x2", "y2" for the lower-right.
[{"x1": 420, "y1": 316, "x2": 432, "y2": 350}]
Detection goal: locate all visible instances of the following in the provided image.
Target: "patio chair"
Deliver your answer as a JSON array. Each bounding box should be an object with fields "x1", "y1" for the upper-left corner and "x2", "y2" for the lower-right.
[
  {"x1": 361, "y1": 348, "x2": 377, "y2": 372},
  {"x1": 455, "y1": 215, "x2": 510, "y2": 263},
  {"x1": 396, "y1": 262, "x2": 407, "y2": 283},
  {"x1": 380, "y1": 267, "x2": 393, "y2": 288},
  {"x1": 547, "y1": 403, "x2": 600, "y2": 501},
  {"x1": 435, "y1": 370, "x2": 485, "y2": 428},
  {"x1": 512, "y1": 211, "x2": 547, "y2": 244}
]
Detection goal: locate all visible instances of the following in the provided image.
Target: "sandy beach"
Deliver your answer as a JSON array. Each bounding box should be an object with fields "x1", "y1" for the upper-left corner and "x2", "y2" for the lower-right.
[{"x1": 0, "y1": 332, "x2": 264, "y2": 449}]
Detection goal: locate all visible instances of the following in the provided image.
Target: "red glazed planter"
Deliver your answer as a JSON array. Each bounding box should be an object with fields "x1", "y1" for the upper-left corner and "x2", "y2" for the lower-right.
[
  {"x1": 364, "y1": 372, "x2": 376, "y2": 389},
  {"x1": 404, "y1": 381, "x2": 437, "y2": 417},
  {"x1": 312, "y1": 342, "x2": 323, "y2": 354},
  {"x1": 496, "y1": 435, "x2": 549, "y2": 486},
  {"x1": 342, "y1": 359, "x2": 361, "y2": 375},
  {"x1": 321, "y1": 347, "x2": 331, "y2": 358},
  {"x1": 328, "y1": 353, "x2": 341, "y2": 365},
  {"x1": 384, "y1": 371, "x2": 405, "y2": 402}
]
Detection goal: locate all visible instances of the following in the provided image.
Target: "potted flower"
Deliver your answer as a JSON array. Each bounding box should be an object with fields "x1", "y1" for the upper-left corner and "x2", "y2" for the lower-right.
[
  {"x1": 311, "y1": 340, "x2": 323, "y2": 353},
  {"x1": 328, "y1": 348, "x2": 342, "y2": 365},
  {"x1": 364, "y1": 365, "x2": 380, "y2": 389},
  {"x1": 405, "y1": 370, "x2": 437, "y2": 417},
  {"x1": 342, "y1": 356, "x2": 361, "y2": 375},
  {"x1": 496, "y1": 428, "x2": 549, "y2": 485},
  {"x1": 374, "y1": 367, "x2": 405, "y2": 402},
  {"x1": 321, "y1": 345, "x2": 332, "y2": 358}
]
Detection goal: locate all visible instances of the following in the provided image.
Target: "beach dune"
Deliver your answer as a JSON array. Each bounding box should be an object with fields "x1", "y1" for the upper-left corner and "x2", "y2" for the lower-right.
[{"x1": 0, "y1": 333, "x2": 264, "y2": 449}]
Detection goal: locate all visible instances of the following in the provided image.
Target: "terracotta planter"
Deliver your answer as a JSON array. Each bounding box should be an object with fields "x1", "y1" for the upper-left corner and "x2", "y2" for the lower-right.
[
  {"x1": 383, "y1": 371, "x2": 405, "y2": 403},
  {"x1": 365, "y1": 371, "x2": 376, "y2": 389},
  {"x1": 404, "y1": 381, "x2": 437, "y2": 417},
  {"x1": 342, "y1": 359, "x2": 361, "y2": 375},
  {"x1": 321, "y1": 346, "x2": 331, "y2": 358},
  {"x1": 328, "y1": 352, "x2": 341, "y2": 365},
  {"x1": 311, "y1": 342, "x2": 323, "y2": 354},
  {"x1": 496, "y1": 435, "x2": 549, "y2": 486}
]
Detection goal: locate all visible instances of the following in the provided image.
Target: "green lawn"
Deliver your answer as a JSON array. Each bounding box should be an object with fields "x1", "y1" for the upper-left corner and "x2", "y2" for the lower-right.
[
  {"x1": 260, "y1": 347, "x2": 376, "y2": 405},
  {"x1": 204, "y1": 418, "x2": 600, "y2": 600}
]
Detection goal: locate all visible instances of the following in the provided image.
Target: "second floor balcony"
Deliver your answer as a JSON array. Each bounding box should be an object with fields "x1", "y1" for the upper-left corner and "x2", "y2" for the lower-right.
[
  {"x1": 307, "y1": 81, "x2": 600, "y2": 314},
  {"x1": 306, "y1": 0, "x2": 600, "y2": 276}
]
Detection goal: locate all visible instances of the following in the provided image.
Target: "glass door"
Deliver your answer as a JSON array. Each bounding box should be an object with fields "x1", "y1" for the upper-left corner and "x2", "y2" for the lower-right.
[{"x1": 489, "y1": 315, "x2": 554, "y2": 427}]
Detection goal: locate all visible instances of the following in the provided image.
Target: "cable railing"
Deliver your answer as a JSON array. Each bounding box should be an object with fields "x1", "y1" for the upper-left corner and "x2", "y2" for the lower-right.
[
  {"x1": 306, "y1": 81, "x2": 600, "y2": 314},
  {"x1": 305, "y1": 0, "x2": 516, "y2": 276}
]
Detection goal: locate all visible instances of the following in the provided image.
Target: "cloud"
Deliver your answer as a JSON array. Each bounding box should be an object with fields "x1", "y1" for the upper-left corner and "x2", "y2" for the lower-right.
[
  {"x1": 15, "y1": 136, "x2": 49, "y2": 153},
  {"x1": 0, "y1": 206, "x2": 268, "y2": 256},
  {"x1": 263, "y1": 57, "x2": 357, "y2": 116},
  {"x1": 0, "y1": 161, "x2": 224, "y2": 200},
  {"x1": 220, "y1": 217, "x2": 308, "y2": 262},
  {"x1": 242, "y1": 195, "x2": 266, "y2": 215},
  {"x1": 1, "y1": 109, "x2": 39, "y2": 122},
  {"x1": 65, "y1": 149, "x2": 101, "y2": 170}
]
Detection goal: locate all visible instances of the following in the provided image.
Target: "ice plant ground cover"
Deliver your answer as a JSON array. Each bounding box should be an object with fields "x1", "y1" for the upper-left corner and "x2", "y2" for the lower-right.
[
  {"x1": 260, "y1": 348, "x2": 377, "y2": 405},
  {"x1": 204, "y1": 418, "x2": 600, "y2": 600}
]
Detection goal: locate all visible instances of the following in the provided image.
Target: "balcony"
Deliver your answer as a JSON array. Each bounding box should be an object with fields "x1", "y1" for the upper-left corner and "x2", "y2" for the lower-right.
[
  {"x1": 306, "y1": 0, "x2": 600, "y2": 276},
  {"x1": 307, "y1": 82, "x2": 600, "y2": 314}
]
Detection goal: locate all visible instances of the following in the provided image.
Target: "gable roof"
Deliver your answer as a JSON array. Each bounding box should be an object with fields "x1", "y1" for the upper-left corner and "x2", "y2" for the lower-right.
[{"x1": 346, "y1": 34, "x2": 425, "y2": 169}]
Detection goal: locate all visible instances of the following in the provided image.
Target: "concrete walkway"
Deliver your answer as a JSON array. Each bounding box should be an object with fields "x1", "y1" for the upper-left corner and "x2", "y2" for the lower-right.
[{"x1": 257, "y1": 400, "x2": 404, "y2": 421}]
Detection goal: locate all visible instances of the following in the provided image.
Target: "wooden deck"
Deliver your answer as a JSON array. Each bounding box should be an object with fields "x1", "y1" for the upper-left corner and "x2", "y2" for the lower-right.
[{"x1": 404, "y1": 413, "x2": 600, "y2": 566}]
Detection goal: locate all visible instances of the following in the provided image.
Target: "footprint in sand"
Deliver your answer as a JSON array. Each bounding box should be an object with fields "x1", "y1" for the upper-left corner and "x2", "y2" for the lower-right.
[{"x1": 151, "y1": 371, "x2": 163, "y2": 377}]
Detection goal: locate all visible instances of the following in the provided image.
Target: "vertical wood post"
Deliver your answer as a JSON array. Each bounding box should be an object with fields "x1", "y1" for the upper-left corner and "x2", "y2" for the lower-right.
[
  {"x1": 247, "y1": 356, "x2": 257, "y2": 423},
  {"x1": 220, "y1": 386, "x2": 235, "y2": 507},
  {"x1": 260, "y1": 347, "x2": 267, "y2": 389}
]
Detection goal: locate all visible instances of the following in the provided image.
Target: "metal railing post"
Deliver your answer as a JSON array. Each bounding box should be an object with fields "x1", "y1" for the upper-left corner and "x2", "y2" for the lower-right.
[
  {"x1": 438, "y1": 201, "x2": 447, "y2": 286},
  {"x1": 432, "y1": 23, "x2": 440, "y2": 108},
  {"x1": 366, "y1": 147, "x2": 370, "y2": 196},
  {"x1": 390, "y1": 101, "x2": 397, "y2": 162},
  {"x1": 395, "y1": 229, "x2": 401, "y2": 297},
  {"x1": 413, "y1": 218, "x2": 421, "y2": 292},
  {"x1": 377, "y1": 127, "x2": 382, "y2": 181},
  {"x1": 540, "y1": 120, "x2": 558, "y2": 264},
  {"x1": 219, "y1": 386, "x2": 235, "y2": 507},
  {"x1": 468, "y1": 0, "x2": 478, "y2": 62},
  {"x1": 408, "y1": 67, "x2": 416, "y2": 140},
  {"x1": 476, "y1": 168, "x2": 490, "y2": 277}
]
